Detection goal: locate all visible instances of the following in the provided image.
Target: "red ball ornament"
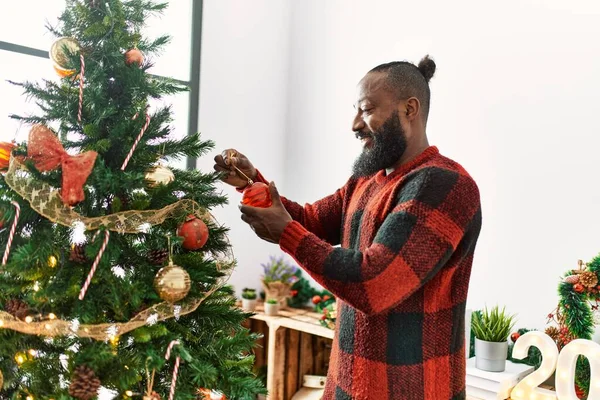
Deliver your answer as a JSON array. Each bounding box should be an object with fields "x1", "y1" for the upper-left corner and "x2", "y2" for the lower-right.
[
  {"x1": 242, "y1": 182, "x2": 272, "y2": 208},
  {"x1": 125, "y1": 48, "x2": 144, "y2": 66},
  {"x1": 510, "y1": 332, "x2": 521, "y2": 342},
  {"x1": 177, "y1": 215, "x2": 209, "y2": 251},
  {"x1": 574, "y1": 283, "x2": 585, "y2": 293},
  {"x1": 312, "y1": 295, "x2": 322, "y2": 304}
]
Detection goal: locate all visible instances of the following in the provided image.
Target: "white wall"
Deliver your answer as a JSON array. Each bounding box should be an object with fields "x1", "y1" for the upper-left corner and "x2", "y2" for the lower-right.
[
  {"x1": 196, "y1": 0, "x2": 293, "y2": 294},
  {"x1": 282, "y1": 0, "x2": 600, "y2": 330}
]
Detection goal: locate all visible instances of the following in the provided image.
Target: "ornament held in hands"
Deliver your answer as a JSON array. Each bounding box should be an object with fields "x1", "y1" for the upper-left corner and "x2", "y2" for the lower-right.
[
  {"x1": 125, "y1": 48, "x2": 144, "y2": 66},
  {"x1": 27, "y1": 125, "x2": 97, "y2": 206},
  {"x1": 154, "y1": 261, "x2": 191, "y2": 303},
  {"x1": 242, "y1": 182, "x2": 272, "y2": 208},
  {"x1": 177, "y1": 215, "x2": 209, "y2": 251},
  {"x1": 145, "y1": 164, "x2": 175, "y2": 187}
]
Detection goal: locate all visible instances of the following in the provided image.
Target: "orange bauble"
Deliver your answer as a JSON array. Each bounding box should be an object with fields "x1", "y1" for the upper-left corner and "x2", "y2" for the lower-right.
[
  {"x1": 177, "y1": 215, "x2": 209, "y2": 250},
  {"x1": 0, "y1": 142, "x2": 16, "y2": 171},
  {"x1": 125, "y1": 48, "x2": 144, "y2": 66},
  {"x1": 242, "y1": 182, "x2": 272, "y2": 208}
]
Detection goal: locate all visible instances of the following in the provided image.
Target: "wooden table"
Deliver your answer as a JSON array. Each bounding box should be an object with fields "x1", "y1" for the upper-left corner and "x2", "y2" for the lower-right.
[{"x1": 243, "y1": 304, "x2": 334, "y2": 400}]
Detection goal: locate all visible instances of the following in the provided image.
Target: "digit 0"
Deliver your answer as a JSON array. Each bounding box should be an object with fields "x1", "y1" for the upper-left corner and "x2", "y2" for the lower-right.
[{"x1": 555, "y1": 339, "x2": 600, "y2": 399}]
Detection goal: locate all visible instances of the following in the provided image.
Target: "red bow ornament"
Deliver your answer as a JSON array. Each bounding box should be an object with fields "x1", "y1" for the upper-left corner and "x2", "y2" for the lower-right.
[{"x1": 27, "y1": 124, "x2": 97, "y2": 206}]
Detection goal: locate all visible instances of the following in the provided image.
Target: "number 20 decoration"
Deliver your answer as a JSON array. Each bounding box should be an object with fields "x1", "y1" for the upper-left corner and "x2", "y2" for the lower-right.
[{"x1": 511, "y1": 331, "x2": 600, "y2": 400}]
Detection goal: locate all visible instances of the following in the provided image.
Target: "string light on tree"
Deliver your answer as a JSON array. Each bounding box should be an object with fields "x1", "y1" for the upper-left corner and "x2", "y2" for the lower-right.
[
  {"x1": 15, "y1": 352, "x2": 26, "y2": 365},
  {"x1": 48, "y1": 255, "x2": 58, "y2": 268}
]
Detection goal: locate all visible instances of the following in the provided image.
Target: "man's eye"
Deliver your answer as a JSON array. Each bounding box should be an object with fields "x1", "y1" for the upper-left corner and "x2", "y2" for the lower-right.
[{"x1": 362, "y1": 108, "x2": 373, "y2": 114}]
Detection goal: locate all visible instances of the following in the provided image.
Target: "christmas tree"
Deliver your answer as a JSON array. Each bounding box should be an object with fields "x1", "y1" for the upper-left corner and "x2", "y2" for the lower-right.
[{"x1": 0, "y1": 1, "x2": 264, "y2": 399}]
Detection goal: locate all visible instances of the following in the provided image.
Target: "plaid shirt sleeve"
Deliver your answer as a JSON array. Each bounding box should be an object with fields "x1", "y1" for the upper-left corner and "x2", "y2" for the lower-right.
[
  {"x1": 279, "y1": 167, "x2": 481, "y2": 315},
  {"x1": 249, "y1": 170, "x2": 345, "y2": 246}
]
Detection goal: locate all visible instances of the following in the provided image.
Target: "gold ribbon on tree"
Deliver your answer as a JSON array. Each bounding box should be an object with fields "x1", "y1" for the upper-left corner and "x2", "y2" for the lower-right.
[
  {"x1": 5, "y1": 156, "x2": 209, "y2": 232},
  {"x1": 0, "y1": 263, "x2": 232, "y2": 341}
]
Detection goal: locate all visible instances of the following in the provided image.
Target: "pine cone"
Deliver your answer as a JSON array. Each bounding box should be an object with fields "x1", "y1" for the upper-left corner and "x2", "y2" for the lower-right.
[
  {"x1": 545, "y1": 326, "x2": 560, "y2": 342},
  {"x1": 69, "y1": 365, "x2": 101, "y2": 400},
  {"x1": 5, "y1": 299, "x2": 29, "y2": 320},
  {"x1": 580, "y1": 271, "x2": 599, "y2": 288},
  {"x1": 563, "y1": 275, "x2": 580, "y2": 284},
  {"x1": 148, "y1": 249, "x2": 168, "y2": 265},
  {"x1": 70, "y1": 245, "x2": 87, "y2": 264}
]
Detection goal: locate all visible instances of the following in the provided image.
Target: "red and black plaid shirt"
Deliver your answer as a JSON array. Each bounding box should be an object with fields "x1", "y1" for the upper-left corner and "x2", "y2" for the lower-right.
[{"x1": 257, "y1": 146, "x2": 481, "y2": 399}]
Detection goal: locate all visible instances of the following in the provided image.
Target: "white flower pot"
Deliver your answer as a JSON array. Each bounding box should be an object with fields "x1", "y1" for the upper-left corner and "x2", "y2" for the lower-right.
[
  {"x1": 264, "y1": 302, "x2": 280, "y2": 316},
  {"x1": 475, "y1": 338, "x2": 508, "y2": 372},
  {"x1": 242, "y1": 298, "x2": 257, "y2": 312}
]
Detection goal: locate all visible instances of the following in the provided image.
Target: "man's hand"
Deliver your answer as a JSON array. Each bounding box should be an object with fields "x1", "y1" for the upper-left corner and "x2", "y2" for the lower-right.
[
  {"x1": 213, "y1": 149, "x2": 258, "y2": 189},
  {"x1": 240, "y1": 182, "x2": 293, "y2": 244}
]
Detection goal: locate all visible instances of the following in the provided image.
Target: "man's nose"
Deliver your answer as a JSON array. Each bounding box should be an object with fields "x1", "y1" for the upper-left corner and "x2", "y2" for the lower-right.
[{"x1": 352, "y1": 113, "x2": 365, "y2": 132}]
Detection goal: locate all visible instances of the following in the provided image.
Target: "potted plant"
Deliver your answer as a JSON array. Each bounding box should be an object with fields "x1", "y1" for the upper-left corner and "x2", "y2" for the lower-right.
[
  {"x1": 241, "y1": 288, "x2": 257, "y2": 312},
  {"x1": 261, "y1": 256, "x2": 299, "y2": 309},
  {"x1": 264, "y1": 299, "x2": 279, "y2": 316},
  {"x1": 472, "y1": 305, "x2": 517, "y2": 372}
]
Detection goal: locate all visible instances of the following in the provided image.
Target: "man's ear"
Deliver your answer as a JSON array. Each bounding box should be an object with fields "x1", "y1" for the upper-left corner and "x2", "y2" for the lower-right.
[{"x1": 404, "y1": 97, "x2": 421, "y2": 121}]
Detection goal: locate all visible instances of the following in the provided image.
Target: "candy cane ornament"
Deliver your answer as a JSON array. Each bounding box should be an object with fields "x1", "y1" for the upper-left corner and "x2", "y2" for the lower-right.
[
  {"x1": 2, "y1": 201, "x2": 21, "y2": 266},
  {"x1": 121, "y1": 113, "x2": 151, "y2": 171},
  {"x1": 79, "y1": 230, "x2": 110, "y2": 300},
  {"x1": 165, "y1": 340, "x2": 181, "y2": 400},
  {"x1": 78, "y1": 54, "x2": 85, "y2": 124}
]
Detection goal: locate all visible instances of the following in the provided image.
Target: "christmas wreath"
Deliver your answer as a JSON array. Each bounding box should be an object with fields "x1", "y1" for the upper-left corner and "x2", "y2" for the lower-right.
[{"x1": 546, "y1": 257, "x2": 600, "y2": 396}]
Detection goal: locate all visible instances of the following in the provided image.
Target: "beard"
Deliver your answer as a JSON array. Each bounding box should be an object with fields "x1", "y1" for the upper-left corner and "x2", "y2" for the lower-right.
[{"x1": 351, "y1": 111, "x2": 408, "y2": 177}]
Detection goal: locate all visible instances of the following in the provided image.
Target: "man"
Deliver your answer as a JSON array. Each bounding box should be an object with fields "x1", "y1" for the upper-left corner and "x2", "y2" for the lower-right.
[{"x1": 214, "y1": 55, "x2": 482, "y2": 400}]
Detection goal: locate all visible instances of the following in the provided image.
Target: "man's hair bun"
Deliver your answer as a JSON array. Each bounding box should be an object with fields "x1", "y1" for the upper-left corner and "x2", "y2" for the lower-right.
[{"x1": 417, "y1": 55, "x2": 436, "y2": 83}]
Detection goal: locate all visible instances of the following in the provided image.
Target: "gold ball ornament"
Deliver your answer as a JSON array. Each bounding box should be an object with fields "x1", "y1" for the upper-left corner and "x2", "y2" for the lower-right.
[
  {"x1": 50, "y1": 37, "x2": 81, "y2": 69},
  {"x1": 145, "y1": 165, "x2": 175, "y2": 187},
  {"x1": 154, "y1": 261, "x2": 191, "y2": 303},
  {"x1": 0, "y1": 368, "x2": 3, "y2": 388},
  {"x1": 125, "y1": 48, "x2": 144, "y2": 66}
]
